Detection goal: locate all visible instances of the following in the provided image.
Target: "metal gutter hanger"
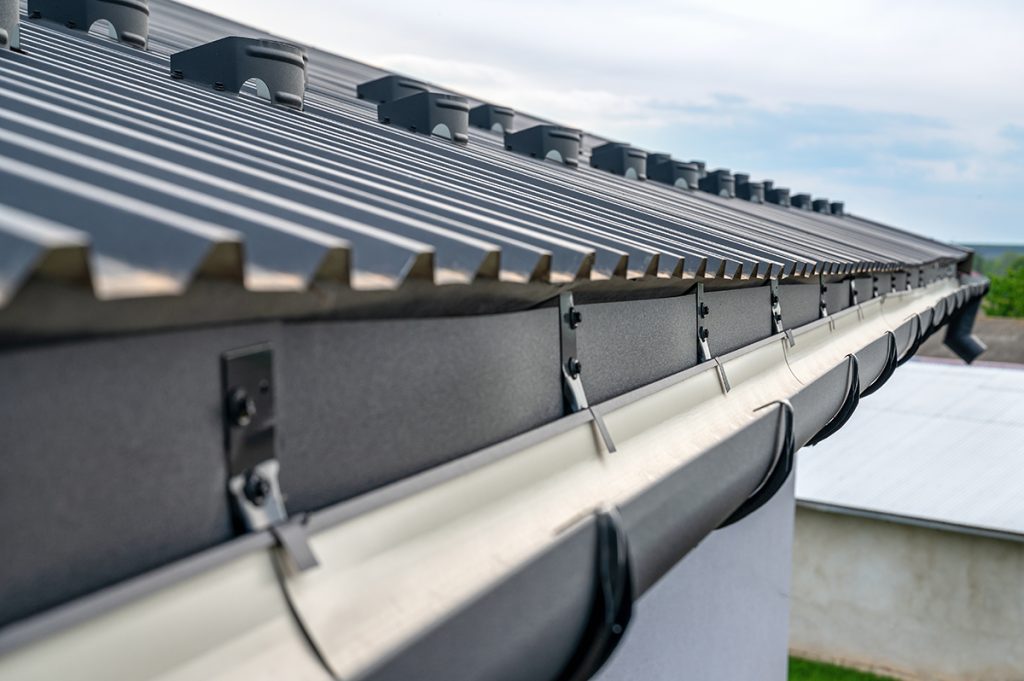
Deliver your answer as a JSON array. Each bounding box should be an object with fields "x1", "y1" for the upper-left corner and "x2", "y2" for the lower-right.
[
  {"x1": 695, "y1": 283, "x2": 731, "y2": 393},
  {"x1": 558, "y1": 292, "x2": 616, "y2": 453},
  {"x1": 221, "y1": 343, "x2": 317, "y2": 572}
]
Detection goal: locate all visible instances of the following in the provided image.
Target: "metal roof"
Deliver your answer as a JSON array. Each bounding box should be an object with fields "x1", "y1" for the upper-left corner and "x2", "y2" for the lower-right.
[
  {"x1": 796, "y1": 359, "x2": 1024, "y2": 537},
  {"x1": 0, "y1": 0, "x2": 969, "y2": 328}
]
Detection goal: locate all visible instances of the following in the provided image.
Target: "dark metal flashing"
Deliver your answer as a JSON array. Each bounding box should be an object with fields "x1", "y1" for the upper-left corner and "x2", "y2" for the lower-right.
[
  {"x1": 28, "y1": 0, "x2": 149, "y2": 49},
  {"x1": 170, "y1": 37, "x2": 307, "y2": 109}
]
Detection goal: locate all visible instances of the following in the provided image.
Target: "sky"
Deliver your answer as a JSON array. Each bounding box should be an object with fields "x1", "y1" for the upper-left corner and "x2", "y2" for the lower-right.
[{"x1": 185, "y1": 0, "x2": 1024, "y2": 245}]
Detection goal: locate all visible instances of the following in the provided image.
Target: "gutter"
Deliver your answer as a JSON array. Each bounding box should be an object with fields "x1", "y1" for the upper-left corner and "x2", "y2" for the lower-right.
[{"x1": 0, "y1": 275, "x2": 982, "y2": 681}]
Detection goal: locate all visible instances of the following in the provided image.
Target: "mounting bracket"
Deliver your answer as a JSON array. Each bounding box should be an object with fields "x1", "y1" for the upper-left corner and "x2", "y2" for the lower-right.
[
  {"x1": 558, "y1": 292, "x2": 616, "y2": 453},
  {"x1": 807, "y1": 354, "x2": 860, "y2": 446},
  {"x1": 695, "y1": 284, "x2": 730, "y2": 392},
  {"x1": 770, "y1": 279, "x2": 795, "y2": 347},
  {"x1": 861, "y1": 331, "x2": 898, "y2": 397}
]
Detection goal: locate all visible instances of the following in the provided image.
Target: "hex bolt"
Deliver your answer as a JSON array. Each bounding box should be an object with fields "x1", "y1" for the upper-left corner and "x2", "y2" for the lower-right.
[
  {"x1": 700, "y1": 303, "x2": 710, "y2": 317},
  {"x1": 700, "y1": 328, "x2": 710, "y2": 340},
  {"x1": 567, "y1": 357, "x2": 582, "y2": 377},
  {"x1": 243, "y1": 471, "x2": 271, "y2": 507},
  {"x1": 566, "y1": 307, "x2": 583, "y2": 329},
  {"x1": 228, "y1": 387, "x2": 256, "y2": 427}
]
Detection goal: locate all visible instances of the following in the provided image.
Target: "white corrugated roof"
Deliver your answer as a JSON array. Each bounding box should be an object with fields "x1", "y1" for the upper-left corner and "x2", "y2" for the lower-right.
[{"x1": 796, "y1": 358, "x2": 1024, "y2": 536}]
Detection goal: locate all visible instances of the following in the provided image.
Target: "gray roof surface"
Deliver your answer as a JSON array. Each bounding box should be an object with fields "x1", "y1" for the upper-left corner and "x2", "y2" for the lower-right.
[
  {"x1": 796, "y1": 359, "x2": 1024, "y2": 536},
  {"x1": 0, "y1": 0, "x2": 969, "y2": 319}
]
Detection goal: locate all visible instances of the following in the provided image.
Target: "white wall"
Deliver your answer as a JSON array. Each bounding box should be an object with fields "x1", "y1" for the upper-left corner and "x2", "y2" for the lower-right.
[
  {"x1": 596, "y1": 475, "x2": 795, "y2": 681},
  {"x1": 791, "y1": 507, "x2": 1024, "y2": 680}
]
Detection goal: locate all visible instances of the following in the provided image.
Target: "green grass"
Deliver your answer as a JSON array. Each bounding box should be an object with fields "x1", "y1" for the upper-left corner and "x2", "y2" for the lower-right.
[{"x1": 790, "y1": 657, "x2": 898, "y2": 680}]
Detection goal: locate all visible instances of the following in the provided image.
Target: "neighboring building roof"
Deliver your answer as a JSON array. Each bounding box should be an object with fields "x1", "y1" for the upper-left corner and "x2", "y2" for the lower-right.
[{"x1": 797, "y1": 359, "x2": 1024, "y2": 538}]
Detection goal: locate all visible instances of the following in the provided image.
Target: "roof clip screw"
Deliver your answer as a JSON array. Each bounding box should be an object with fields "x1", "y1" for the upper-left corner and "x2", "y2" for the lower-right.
[
  {"x1": 567, "y1": 357, "x2": 583, "y2": 378},
  {"x1": 243, "y1": 471, "x2": 271, "y2": 507},
  {"x1": 227, "y1": 387, "x2": 256, "y2": 427},
  {"x1": 700, "y1": 303, "x2": 710, "y2": 317},
  {"x1": 700, "y1": 328, "x2": 710, "y2": 340},
  {"x1": 566, "y1": 307, "x2": 583, "y2": 329}
]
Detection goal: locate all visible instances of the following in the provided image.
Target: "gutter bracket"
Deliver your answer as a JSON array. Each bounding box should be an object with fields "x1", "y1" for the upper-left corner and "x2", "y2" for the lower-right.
[
  {"x1": 770, "y1": 279, "x2": 794, "y2": 347},
  {"x1": 222, "y1": 344, "x2": 315, "y2": 572},
  {"x1": 718, "y1": 400, "x2": 795, "y2": 528},
  {"x1": 696, "y1": 283, "x2": 730, "y2": 393},
  {"x1": 555, "y1": 507, "x2": 634, "y2": 681},
  {"x1": 818, "y1": 275, "x2": 828, "y2": 319},
  {"x1": 850, "y1": 279, "x2": 864, "y2": 320},
  {"x1": 807, "y1": 354, "x2": 860, "y2": 446},
  {"x1": 559, "y1": 292, "x2": 616, "y2": 453},
  {"x1": 861, "y1": 331, "x2": 898, "y2": 397}
]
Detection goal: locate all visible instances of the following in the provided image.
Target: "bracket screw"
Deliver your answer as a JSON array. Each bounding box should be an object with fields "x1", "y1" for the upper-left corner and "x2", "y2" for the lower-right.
[
  {"x1": 700, "y1": 327, "x2": 710, "y2": 340},
  {"x1": 566, "y1": 307, "x2": 583, "y2": 329},
  {"x1": 700, "y1": 303, "x2": 710, "y2": 317},
  {"x1": 228, "y1": 387, "x2": 256, "y2": 427},
  {"x1": 567, "y1": 357, "x2": 582, "y2": 377},
  {"x1": 243, "y1": 472, "x2": 271, "y2": 507}
]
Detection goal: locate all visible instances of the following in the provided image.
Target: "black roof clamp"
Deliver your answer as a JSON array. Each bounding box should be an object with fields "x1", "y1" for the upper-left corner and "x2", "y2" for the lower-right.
[
  {"x1": 791, "y1": 193, "x2": 813, "y2": 210},
  {"x1": 559, "y1": 292, "x2": 616, "y2": 453},
  {"x1": 590, "y1": 142, "x2": 647, "y2": 180},
  {"x1": 765, "y1": 181, "x2": 791, "y2": 207},
  {"x1": 698, "y1": 169, "x2": 736, "y2": 198},
  {"x1": 647, "y1": 154, "x2": 700, "y2": 189},
  {"x1": 357, "y1": 74, "x2": 429, "y2": 104},
  {"x1": 1, "y1": 0, "x2": 19, "y2": 50},
  {"x1": 469, "y1": 103, "x2": 515, "y2": 133},
  {"x1": 379, "y1": 91, "x2": 470, "y2": 144},
  {"x1": 506, "y1": 125, "x2": 581, "y2": 167},
  {"x1": 735, "y1": 173, "x2": 765, "y2": 203},
  {"x1": 222, "y1": 344, "x2": 317, "y2": 572},
  {"x1": 770, "y1": 279, "x2": 795, "y2": 347},
  {"x1": 695, "y1": 283, "x2": 731, "y2": 393},
  {"x1": 807, "y1": 354, "x2": 860, "y2": 446},
  {"x1": 28, "y1": 0, "x2": 148, "y2": 48},
  {"x1": 555, "y1": 507, "x2": 634, "y2": 681},
  {"x1": 719, "y1": 400, "x2": 795, "y2": 527},
  {"x1": 170, "y1": 37, "x2": 308, "y2": 110}
]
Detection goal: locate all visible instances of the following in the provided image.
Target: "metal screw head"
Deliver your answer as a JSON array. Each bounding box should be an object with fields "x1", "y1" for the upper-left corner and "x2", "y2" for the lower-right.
[
  {"x1": 243, "y1": 472, "x2": 271, "y2": 507},
  {"x1": 228, "y1": 387, "x2": 256, "y2": 427},
  {"x1": 567, "y1": 357, "x2": 582, "y2": 377},
  {"x1": 700, "y1": 303, "x2": 710, "y2": 317},
  {"x1": 700, "y1": 328, "x2": 710, "y2": 340},
  {"x1": 567, "y1": 308, "x2": 583, "y2": 329}
]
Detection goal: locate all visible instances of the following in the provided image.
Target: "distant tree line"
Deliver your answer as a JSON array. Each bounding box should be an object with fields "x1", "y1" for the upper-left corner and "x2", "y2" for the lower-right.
[{"x1": 975, "y1": 252, "x2": 1024, "y2": 318}]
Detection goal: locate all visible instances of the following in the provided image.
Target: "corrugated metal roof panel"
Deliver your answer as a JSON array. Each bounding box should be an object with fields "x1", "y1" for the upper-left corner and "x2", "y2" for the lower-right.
[
  {"x1": 796, "y1": 360, "x2": 1024, "y2": 536},
  {"x1": 0, "y1": 0, "x2": 971, "y2": 332}
]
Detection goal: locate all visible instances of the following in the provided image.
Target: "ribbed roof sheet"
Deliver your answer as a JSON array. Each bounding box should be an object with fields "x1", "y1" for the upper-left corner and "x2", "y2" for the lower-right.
[
  {"x1": 0, "y1": 0, "x2": 969, "y2": 314},
  {"x1": 797, "y1": 359, "x2": 1024, "y2": 536}
]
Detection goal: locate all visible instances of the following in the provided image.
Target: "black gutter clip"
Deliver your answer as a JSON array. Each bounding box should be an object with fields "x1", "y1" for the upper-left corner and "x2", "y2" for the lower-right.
[
  {"x1": 896, "y1": 315, "x2": 924, "y2": 366},
  {"x1": 28, "y1": 0, "x2": 149, "y2": 49},
  {"x1": 861, "y1": 331, "x2": 897, "y2": 397},
  {"x1": 1, "y1": 0, "x2": 19, "y2": 50},
  {"x1": 818, "y1": 275, "x2": 829, "y2": 319},
  {"x1": 719, "y1": 400, "x2": 795, "y2": 528},
  {"x1": 807, "y1": 354, "x2": 860, "y2": 446},
  {"x1": 222, "y1": 343, "x2": 317, "y2": 572},
  {"x1": 170, "y1": 37, "x2": 308, "y2": 110},
  {"x1": 555, "y1": 508, "x2": 634, "y2": 681},
  {"x1": 506, "y1": 125, "x2": 581, "y2": 167}
]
